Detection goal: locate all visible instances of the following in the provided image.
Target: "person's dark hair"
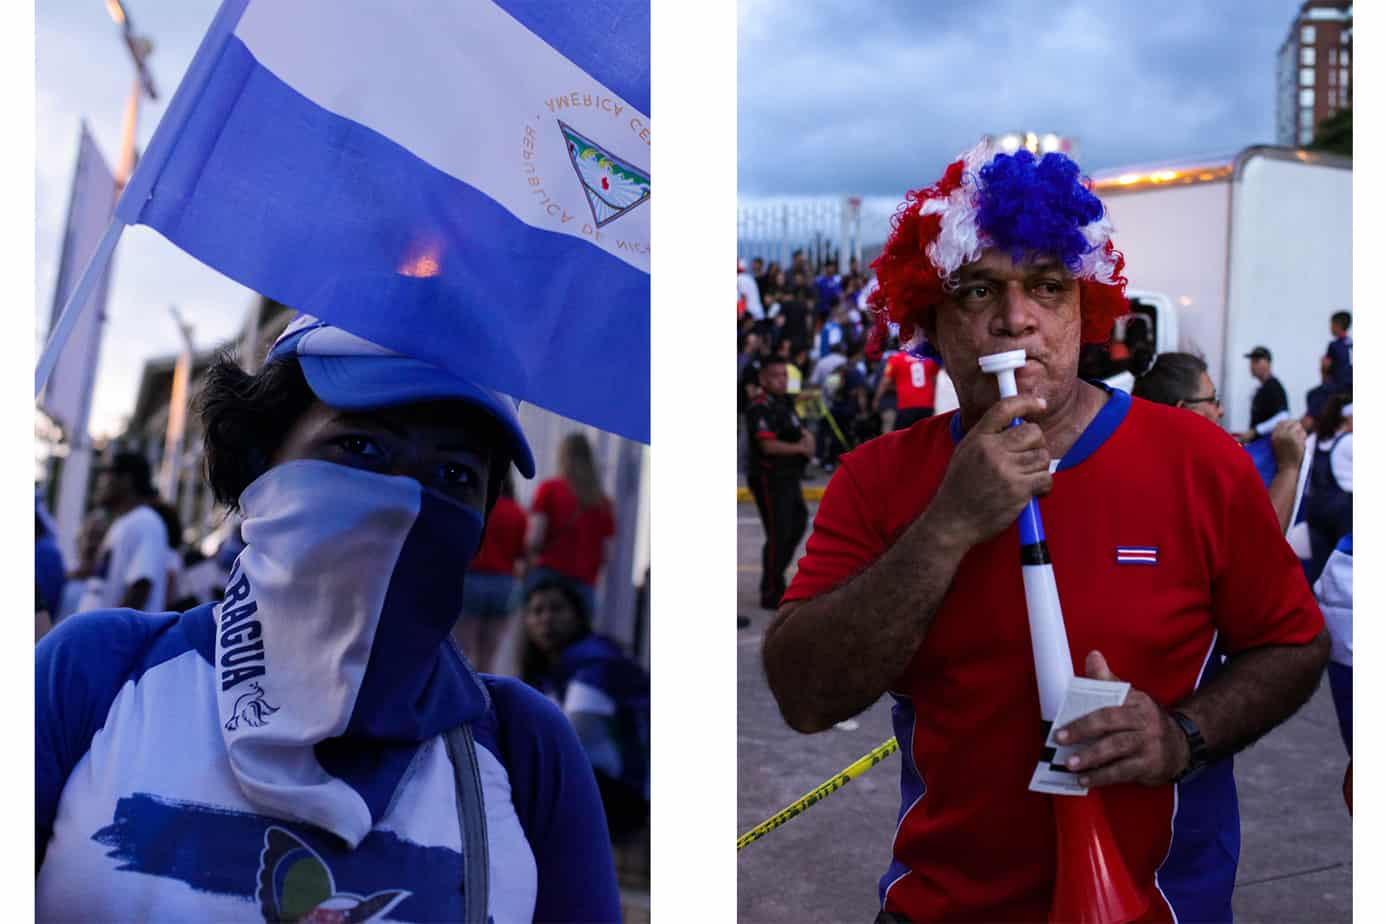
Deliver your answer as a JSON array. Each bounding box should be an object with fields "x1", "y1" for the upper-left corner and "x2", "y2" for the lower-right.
[
  {"x1": 520, "y1": 575, "x2": 592, "y2": 685},
  {"x1": 198, "y1": 355, "x2": 318, "y2": 510},
  {"x1": 103, "y1": 450, "x2": 155, "y2": 498},
  {"x1": 1132, "y1": 352, "x2": 1207, "y2": 407},
  {"x1": 199, "y1": 352, "x2": 513, "y2": 513},
  {"x1": 760, "y1": 354, "x2": 789, "y2": 370},
  {"x1": 1331, "y1": 310, "x2": 1351, "y2": 331},
  {"x1": 149, "y1": 501, "x2": 183, "y2": 549},
  {"x1": 1315, "y1": 392, "x2": 1352, "y2": 441}
]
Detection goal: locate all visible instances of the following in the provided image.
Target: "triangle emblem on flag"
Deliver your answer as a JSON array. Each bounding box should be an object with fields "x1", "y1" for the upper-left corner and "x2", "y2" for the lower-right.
[{"x1": 559, "y1": 120, "x2": 650, "y2": 228}]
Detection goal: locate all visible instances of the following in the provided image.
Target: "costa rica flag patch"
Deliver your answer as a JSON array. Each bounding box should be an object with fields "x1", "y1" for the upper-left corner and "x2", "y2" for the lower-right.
[{"x1": 1115, "y1": 546, "x2": 1158, "y2": 565}]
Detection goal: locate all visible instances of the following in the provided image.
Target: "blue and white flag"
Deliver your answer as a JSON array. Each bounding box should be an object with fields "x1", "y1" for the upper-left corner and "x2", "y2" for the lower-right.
[
  {"x1": 42, "y1": 125, "x2": 118, "y2": 565},
  {"x1": 41, "y1": 124, "x2": 116, "y2": 439},
  {"x1": 1243, "y1": 435, "x2": 1278, "y2": 489},
  {"x1": 118, "y1": 0, "x2": 650, "y2": 442}
]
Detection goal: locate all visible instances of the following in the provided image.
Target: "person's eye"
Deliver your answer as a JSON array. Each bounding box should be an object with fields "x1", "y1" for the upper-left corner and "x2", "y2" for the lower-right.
[
  {"x1": 960, "y1": 284, "x2": 991, "y2": 302},
  {"x1": 330, "y1": 434, "x2": 387, "y2": 461},
  {"x1": 439, "y1": 460, "x2": 479, "y2": 487},
  {"x1": 1035, "y1": 279, "x2": 1067, "y2": 296}
]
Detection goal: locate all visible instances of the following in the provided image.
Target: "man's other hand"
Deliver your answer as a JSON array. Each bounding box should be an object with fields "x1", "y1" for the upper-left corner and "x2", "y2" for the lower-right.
[
  {"x1": 1054, "y1": 650, "x2": 1190, "y2": 787},
  {"x1": 1271, "y1": 418, "x2": 1307, "y2": 471},
  {"x1": 928, "y1": 394, "x2": 1052, "y2": 548}
]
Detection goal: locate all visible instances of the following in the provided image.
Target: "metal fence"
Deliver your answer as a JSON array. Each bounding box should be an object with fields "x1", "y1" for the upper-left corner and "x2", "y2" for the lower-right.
[
  {"x1": 737, "y1": 195, "x2": 906, "y2": 271},
  {"x1": 737, "y1": 197, "x2": 862, "y2": 270}
]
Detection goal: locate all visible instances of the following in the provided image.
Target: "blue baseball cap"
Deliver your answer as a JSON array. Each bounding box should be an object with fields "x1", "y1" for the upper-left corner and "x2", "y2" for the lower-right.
[{"x1": 268, "y1": 314, "x2": 536, "y2": 478}]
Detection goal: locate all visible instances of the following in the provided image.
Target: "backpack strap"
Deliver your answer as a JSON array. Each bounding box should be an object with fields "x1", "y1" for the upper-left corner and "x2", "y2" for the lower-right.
[{"x1": 444, "y1": 724, "x2": 490, "y2": 923}]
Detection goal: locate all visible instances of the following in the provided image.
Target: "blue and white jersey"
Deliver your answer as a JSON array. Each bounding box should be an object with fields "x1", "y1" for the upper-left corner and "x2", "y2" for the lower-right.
[
  {"x1": 535, "y1": 634, "x2": 650, "y2": 802},
  {"x1": 37, "y1": 605, "x2": 619, "y2": 923}
]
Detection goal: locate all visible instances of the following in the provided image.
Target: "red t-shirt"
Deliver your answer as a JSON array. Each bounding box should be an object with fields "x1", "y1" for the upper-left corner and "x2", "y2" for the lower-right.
[
  {"x1": 470, "y1": 495, "x2": 527, "y2": 576},
  {"x1": 785, "y1": 389, "x2": 1323, "y2": 923},
  {"x1": 885, "y1": 352, "x2": 939, "y2": 410},
  {"x1": 532, "y1": 478, "x2": 616, "y2": 586}
]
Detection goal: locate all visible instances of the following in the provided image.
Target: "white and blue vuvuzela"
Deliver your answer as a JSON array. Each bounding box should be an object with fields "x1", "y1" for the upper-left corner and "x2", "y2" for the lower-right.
[{"x1": 978, "y1": 351, "x2": 1128, "y2": 796}]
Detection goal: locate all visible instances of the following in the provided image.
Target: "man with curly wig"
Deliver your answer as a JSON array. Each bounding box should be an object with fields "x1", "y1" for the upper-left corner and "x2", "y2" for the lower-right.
[{"x1": 762, "y1": 139, "x2": 1328, "y2": 923}]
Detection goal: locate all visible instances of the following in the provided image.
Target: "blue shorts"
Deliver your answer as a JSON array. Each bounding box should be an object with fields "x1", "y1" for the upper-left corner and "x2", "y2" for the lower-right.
[
  {"x1": 1327, "y1": 661, "x2": 1352, "y2": 755},
  {"x1": 460, "y1": 572, "x2": 517, "y2": 622}
]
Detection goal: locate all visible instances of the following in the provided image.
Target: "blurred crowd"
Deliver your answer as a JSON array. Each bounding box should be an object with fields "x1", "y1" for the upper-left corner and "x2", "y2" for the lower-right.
[
  {"x1": 35, "y1": 452, "x2": 237, "y2": 632},
  {"x1": 737, "y1": 251, "x2": 955, "y2": 474}
]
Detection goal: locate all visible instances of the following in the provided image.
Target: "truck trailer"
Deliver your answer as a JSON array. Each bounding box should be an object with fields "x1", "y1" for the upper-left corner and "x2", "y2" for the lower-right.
[{"x1": 1089, "y1": 146, "x2": 1352, "y2": 432}]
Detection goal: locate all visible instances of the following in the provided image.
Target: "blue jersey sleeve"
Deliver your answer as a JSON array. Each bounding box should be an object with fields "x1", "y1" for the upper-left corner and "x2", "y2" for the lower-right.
[
  {"x1": 36, "y1": 609, "x2": 183, "y2": 864},
  {"x1": 1327, "y1": 338, "x2": 1353, "y2": 388},
  {"x1": 485, "y1": 676, "x2": 620, "y2": 923}
]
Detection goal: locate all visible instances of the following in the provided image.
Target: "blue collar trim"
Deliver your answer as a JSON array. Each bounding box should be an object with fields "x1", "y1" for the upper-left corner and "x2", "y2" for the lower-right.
[{"x1": 948, "y1": 381, "x2": 1129, "y2": 471}]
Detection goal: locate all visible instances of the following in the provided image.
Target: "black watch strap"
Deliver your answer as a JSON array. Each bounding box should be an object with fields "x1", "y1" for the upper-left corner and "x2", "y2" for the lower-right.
[{"x1": 1169, "y1": 710, "x2": 1210, "y2": 783}]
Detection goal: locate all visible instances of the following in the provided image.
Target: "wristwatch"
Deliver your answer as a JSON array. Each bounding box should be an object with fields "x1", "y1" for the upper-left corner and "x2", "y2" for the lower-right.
[{"x1": 1168, "y1": 710, "x2": 1210, "y2": 783}]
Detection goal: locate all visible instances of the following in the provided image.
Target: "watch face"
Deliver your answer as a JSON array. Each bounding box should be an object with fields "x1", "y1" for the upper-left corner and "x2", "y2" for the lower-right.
[{"x1": 1169, "y1": 711, "x2": 1209, "y2": 782}]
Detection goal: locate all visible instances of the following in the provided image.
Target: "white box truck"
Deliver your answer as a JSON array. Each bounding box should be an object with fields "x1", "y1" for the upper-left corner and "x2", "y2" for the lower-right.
[{"x1": 1089, "y1": 146, "x2": 1352, "y2": 432}]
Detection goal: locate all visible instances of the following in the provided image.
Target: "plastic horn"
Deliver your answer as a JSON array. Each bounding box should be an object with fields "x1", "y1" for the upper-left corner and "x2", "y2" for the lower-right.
[{"x1": 979, "y1": 350, "x2": 1147, "y2": 924}]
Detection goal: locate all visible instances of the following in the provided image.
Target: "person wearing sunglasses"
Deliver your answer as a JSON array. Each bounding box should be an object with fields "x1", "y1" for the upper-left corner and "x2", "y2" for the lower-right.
[
  {"x1": 1132, "y1": 351, "x2": 1222, "y2": 424},
  {"x1": 1134, "y1": 351, "x2": 1305, "y2": 532}
]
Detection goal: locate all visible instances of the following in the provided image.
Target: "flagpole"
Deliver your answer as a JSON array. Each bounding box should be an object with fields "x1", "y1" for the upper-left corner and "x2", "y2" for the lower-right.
[
  {"x1": 35, "y1": 219, "x2": 127, "y2": 396},
  {"x1": 34, "y1": 0, "x2": 251, "y2": 396},
  {"x1": 1286, "y1": 432, "x2": 1316, "y2": 537},
  {"x1": 114, "y1": 0, "x2": 249, "y2": 224}
]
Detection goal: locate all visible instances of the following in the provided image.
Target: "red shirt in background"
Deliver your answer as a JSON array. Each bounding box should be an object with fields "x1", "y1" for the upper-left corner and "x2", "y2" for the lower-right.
[
  {"x1": 470, "y1": 495, "x2": 528, "y2": 575},
  {"x1": 885, "y1": 352, "x2": 939, "y2": 409},
  {"x1": 532, "y1": 478, "x2": 616, "y2": 586}
]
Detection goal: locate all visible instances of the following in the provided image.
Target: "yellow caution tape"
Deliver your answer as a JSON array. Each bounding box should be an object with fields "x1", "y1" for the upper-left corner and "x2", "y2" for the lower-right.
[
  {"x1": 815, "y1": 392, "x2": 852, "y2": 452},
  {"x1": 736, "y1": 486, "x2": 826, "y2": 503},
  {"x1": 737, "y1": 737, "x2": 900, "y2": 851}
]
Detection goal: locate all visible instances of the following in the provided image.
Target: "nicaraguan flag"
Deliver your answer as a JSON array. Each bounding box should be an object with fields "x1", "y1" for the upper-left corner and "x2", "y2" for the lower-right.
[
  {"x1": 1243, "y1": 435, "x2": 1279, "y2": 489},
  {"x1": 118, "y1": 0, "x2": 651, "y2": 442}
]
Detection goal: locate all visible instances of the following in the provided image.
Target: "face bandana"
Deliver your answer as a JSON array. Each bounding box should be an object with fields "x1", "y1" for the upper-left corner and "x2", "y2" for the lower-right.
[{"x1": 215, "y1": 459, "x2": 489, "y2": 846}]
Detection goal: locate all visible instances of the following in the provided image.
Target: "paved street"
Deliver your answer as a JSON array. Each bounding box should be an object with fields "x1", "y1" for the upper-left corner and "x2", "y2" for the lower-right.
[{"x1": 737, "y1": 498, "x2": 1351, "y2": 923}]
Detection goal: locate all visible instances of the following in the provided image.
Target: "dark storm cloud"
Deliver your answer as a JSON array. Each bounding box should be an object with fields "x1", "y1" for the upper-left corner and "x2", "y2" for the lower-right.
[{"x1": 738, "y1": 0, "x2": 1307, "y2": 196}]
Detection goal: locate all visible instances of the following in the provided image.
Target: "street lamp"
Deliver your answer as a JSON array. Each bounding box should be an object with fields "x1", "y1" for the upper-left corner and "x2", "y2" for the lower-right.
[{"x1": 106, "y1": 0, "x2": 158, "y2": 188}]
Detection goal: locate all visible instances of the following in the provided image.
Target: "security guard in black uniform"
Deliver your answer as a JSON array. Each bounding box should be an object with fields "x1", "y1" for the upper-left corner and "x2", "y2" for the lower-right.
[{"x1": 744, "y1": 355, "x2": 813, "y2": 609}]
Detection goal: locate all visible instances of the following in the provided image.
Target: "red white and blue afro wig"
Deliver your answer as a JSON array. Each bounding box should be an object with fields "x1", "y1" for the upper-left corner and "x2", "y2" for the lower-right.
[{"x1": 869, "y1": 138, "x2": 1128, "y2": 346}]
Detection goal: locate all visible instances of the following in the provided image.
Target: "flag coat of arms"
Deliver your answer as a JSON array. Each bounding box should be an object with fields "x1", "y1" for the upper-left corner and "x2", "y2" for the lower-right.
[{"x1": 112, "y1": 0, "x2": 651, "y2": 442}]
